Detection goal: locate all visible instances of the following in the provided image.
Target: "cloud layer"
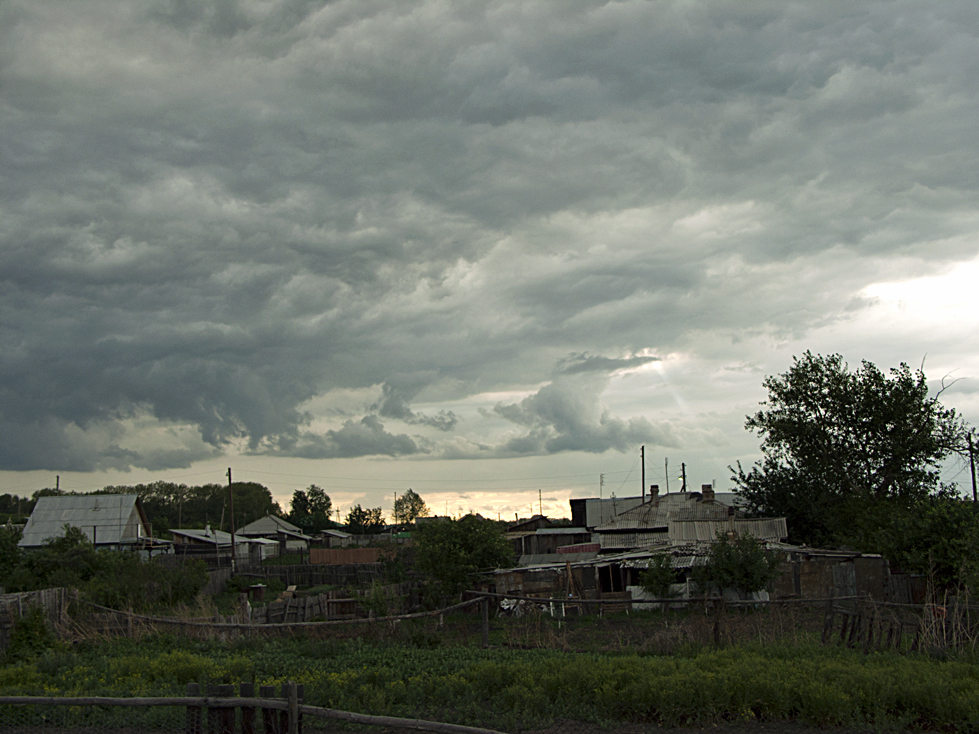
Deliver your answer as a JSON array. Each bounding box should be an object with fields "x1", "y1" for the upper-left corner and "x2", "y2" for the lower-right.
[{"x1": 2, "y1": 1, "x2": 978, "y2": 483}]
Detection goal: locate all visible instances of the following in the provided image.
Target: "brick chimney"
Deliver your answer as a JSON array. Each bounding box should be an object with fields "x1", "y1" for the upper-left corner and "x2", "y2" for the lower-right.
[
  {"x1": 701, "y1": 484, "x2": 714, "y2": 502},
  {"x1": 649, "y1": 485, "x2": 659, "y2": 501}
]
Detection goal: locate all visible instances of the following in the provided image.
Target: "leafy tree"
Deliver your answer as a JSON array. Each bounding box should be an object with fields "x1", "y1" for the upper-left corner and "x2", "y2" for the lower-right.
[
  {"x1": 0, "y1": 525, "x2": 23, "y2": 583},
  {"x1": 734, "y1": 352, "x2": 968, "y2": 547},
  {"x1": 289, "y1": 485, "x2": 333, "y2": 533},
  {"x1": 102, "y1": 481, "x2": 281, "y2": 536},
  {"x1": 0, "y1": 494, "x2": 33, "y2": 523},
  {"x1": 691, "y1": 532, "x2": 783, "y2": 599},
  {"x1": 639, "y1": 554, "x2": 680, "y2": 599},
  {"x1": 393, "y1": 489, "x2": 429, "y2": 526},
  {"x1": 345, "y1": 505, "x2": 385, "y2": 534},
  {"x1": 853, "y1": 492, "x2": 979, "y2": 590},
  {"x1": 414, "y1": 514, "x2": 514, "y2": 602}
]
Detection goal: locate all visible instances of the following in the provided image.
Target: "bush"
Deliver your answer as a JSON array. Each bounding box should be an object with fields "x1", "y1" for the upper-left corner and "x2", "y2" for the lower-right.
[
  {"x1": 692, "y1": 532, "x2": 782, "y2": 598},
  {"x1": 0, "y1": 524, "x2": 206, "y2": 611},
  {"x1": 639, "y1": 554, "x2": 679, "y2": 598},
  {"x1": 4, "y1": 608, "x2": 57, "y2": 662}
]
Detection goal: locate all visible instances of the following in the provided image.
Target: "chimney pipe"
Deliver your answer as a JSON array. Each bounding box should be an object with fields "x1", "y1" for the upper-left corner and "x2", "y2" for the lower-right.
[
  {"x1": 701, "y1": 484, "x2": 714, "y2": 502},
  {"x1": 649, "y1": 485, "x2": 659, "y2": 501}
]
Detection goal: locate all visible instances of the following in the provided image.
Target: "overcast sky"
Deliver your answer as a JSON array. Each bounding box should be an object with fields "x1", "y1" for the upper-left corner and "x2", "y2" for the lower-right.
[{"x1": 3, "y1": 0, "x2": 979, "y2": 520}]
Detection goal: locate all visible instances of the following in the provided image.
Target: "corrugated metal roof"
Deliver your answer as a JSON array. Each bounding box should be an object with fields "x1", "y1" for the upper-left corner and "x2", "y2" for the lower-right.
[
  {"x1": 238, "y1": 514, "x2": 303, "y2": 535},
  {"x1": 534, "y1": 527, "x2": 590, "y2": 535},
  {"x1": 595, "y1": 493, "x2": 732, "y2": 532},
  {"x1": 582, "y1": 496, "x2": 647, "y2": 528},
  {"x1": 170, "y1": 528, "x2": 254, "y2": 545},
  {"x1": 19, "y1": 494, "x2": 147, "y2": 547},
  {"x1": 669, "y1": 503, "x2": 737, "y2": 522},
  {"x1": 599, "y1": 531, "x2": 669, "y2": 550},
  {"x1": 667, "y1": 517, "x2": 787, "y2": 542}
]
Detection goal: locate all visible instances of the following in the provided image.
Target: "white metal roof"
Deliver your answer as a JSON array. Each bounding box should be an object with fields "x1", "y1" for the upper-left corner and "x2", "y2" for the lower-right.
[
  {"x1": 238, "y1": 514, "x2": 304, "y2": 536},
  {"x1": 19, "y1": 494, "x2": 149, "y2": 547},
  {"x1": 169, "y1": 527, "x2": 255, "y2": 545}
]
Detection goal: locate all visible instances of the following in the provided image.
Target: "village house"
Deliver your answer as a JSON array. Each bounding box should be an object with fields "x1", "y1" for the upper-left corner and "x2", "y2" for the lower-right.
[
  {"x1": 237, "y1": 514, "x2": 312, "y2": 554},
  {"x1": 18, "y1": 494, "x2": 160, "y2": 553}
]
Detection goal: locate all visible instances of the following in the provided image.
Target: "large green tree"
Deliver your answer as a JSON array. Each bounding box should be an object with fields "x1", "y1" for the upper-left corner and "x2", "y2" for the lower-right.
[
  {"x1": 413, "y1": 514, "x2": 514, "y2": 602},
  {"x1": 345, "y1": 504, "x2": 385, "y2": 535},
  {"x1": 102, "y1": 481, "x2": 281, "y2": 537},
  {"x1": 734, "y1": 352, "x2": 969, "y2": 553},
  {"x1": 393, "y1": 488, "x2": 429, "y2": 526},
  {"x1": 289, "y1": 485, "x2": 333, "y2": 533}
]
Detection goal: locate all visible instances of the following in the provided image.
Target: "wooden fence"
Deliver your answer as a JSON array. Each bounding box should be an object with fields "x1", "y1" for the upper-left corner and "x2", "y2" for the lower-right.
[
  {"x1": 820, "y1": 596, "x2": 979, "y2": 654},
  {"x1": 0, "y1": 681, "x2": 504, "y2": 734},
  {"x1": 309, "y1": 547, "x2": 392, "y2": 565},
  {"x1": 0, "y1": 587, "x2": 68, "y2": 652},
  {"x1": 255, "y1": 592, "x2": 359, "y2": 624},
  {"x1": 241, "y1": 563, "x2": 386, "y2": 588}
]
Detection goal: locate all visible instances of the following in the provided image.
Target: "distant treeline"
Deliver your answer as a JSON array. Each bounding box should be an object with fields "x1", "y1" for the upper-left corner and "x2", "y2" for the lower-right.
[{"x1": 0, "y1": 482, "x2": 282, "y2": 539}]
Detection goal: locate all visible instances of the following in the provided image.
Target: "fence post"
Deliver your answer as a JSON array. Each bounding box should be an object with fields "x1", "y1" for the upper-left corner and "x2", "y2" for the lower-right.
[
  {"x1": 838, "y1": 612, "x2": 850, "y2": 646},
  {"x1": 821, "y1": 592, "x2": 835, "y2": 645},
  {"x1": 712, "y1": 599, "x2": 723, "y2": 648},
  {"x1": 481, "y1": 597, "x2": 490, "y2": 648},
  {"x1": 206, "y1": 685, "x2": 219, "y2": 734},
  {"x1": 297, "y1": 684, "x2": 305, "y2": 734},
  {"x1": 260, "y1": 685, "x2": 279, "y2": 734},
  {"x1": 847, "y1": 612, "x2": 861, "y2": 648},
  {"x1": 186, "y1": 683, "x2": 202, "y2": 734},
  {"x1": 216, "y1": 684, "x2": 234, "y2": 734},
  {"x1": 286, "y1": 681, "x2": 299, "y2": 734},
  {"x1": 241, "y1": 681, "x2": 255, "y2": 734}
]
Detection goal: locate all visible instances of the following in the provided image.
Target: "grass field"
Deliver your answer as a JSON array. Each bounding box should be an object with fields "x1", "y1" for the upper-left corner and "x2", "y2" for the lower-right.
[{"x1": 2, "y1": 611, "x2": 979, "y2": 733}]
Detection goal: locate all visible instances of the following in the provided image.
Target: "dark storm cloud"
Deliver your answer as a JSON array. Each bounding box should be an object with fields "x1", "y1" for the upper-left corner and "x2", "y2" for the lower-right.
[
  {"x1": 276, "y1": 415, "x2": 421, "y2": 459},
  {"x1": 491, "y1": 370, "x2": 679, "y2": 456},
  {"x1": 374, "y1": 375, "x2": 459, "y2": 431},
  {"x1": 2, "y1": 0, "x2": 978, "y2": 471}
]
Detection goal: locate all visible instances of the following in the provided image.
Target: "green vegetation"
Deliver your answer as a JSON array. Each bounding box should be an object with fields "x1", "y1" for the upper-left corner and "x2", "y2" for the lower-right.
[
  {"x1": 344, "y1": 504, "x2": 385, "y2": 534},
  {"x1": 2, "y1": 633, "x2": 979, "y2": 731},
  {"x1": 691, "y1": 532, "x2": 783, "y2": 599},
  {"x1": 287, "y1": 485, "x2": 334, "y2": 534},
  {"x1": 0, "y1": 525, "x2": 205, "y2": 610},
  {"x1": 100, "y1": 481, "x2": 281, "y2": 538},
  {"x1": 638, "y1": 554, "x2": 679, "y2": 600},
  {"x1": 413, "y1": 514, "x2": 514, "y2": 603},
  {"x1": 393, "y1": 488, "x2": 429, "y2": 526},
  {"x1": 734, "y1": 352, "x2": 975, "y2": 587}
]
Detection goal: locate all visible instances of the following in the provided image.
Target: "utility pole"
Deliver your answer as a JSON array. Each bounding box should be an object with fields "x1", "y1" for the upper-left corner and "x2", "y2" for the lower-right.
[
  {"x1": 665, "y1": 458, "x2": 669, "y2": 494},
  {"x1": 599, "y1": 473, "x2": 604, "y2": 498},
  {"x1": 538, "y1": 488, "x2": 542, "y2": 517},
  {"x1": 680, "y1": 462, "x2": 687, "y2": 492},
  {"x1": 227, "y1": 468, "x2": 237, "y2": 573},
  {"x1": 969, "y1": 432, "x2": 977, "y2": 502},
  {"x1": 394, "y1": 491, "x2": 398, "y2": 527},
  {"x1": 641, "y1": 445, "x2": 645, "y2": 501},
  {"x1": 56, "y1": 475, "x2": 60, "y2": 492}
]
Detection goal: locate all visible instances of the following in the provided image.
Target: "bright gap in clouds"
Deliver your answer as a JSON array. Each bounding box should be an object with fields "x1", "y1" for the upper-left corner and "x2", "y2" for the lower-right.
[{"x1": 861, "y1": 257, "x2": 979, "y2": 329}]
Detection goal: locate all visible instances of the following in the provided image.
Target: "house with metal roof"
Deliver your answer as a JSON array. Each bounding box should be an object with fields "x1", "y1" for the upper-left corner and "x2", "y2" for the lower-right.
[
  {"x1": 18, "y1": 494, "x2": 152, "y2": 549},
  {"x1": 237, "y1": 514, "x2": 311, "y2": 552},
  {"x1": 592, "y1": 485, "x2": 778, "y2": 551},
  {"x1": 168, "y1": 526, "x2": 277, "y2": 565}
]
